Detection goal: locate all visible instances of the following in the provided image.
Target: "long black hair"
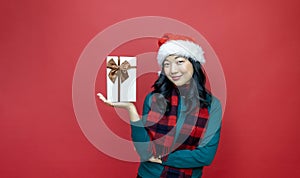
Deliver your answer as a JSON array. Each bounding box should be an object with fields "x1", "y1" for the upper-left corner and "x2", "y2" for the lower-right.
[{"x1": 151, "y1": 57, "x2": 212, "y2": 113}]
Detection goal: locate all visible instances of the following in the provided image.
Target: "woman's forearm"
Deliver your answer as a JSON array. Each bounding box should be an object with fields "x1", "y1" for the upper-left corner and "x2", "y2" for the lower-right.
[{"x1": 127, "y1": 104, "x2": 141, "y2": 122}]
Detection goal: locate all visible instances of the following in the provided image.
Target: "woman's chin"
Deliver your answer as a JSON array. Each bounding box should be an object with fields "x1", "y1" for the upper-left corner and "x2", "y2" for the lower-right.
[{"x1": 172, "y1": 81, "x2": 185, "y2": 86}]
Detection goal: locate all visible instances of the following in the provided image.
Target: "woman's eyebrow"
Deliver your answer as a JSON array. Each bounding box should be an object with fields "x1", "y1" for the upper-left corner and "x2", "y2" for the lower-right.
[{"x1": 174, "y1": 56, "x2": 185, "y2": 59}]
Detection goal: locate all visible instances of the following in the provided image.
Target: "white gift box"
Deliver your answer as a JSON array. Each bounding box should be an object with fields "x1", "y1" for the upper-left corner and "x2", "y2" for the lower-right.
[{"x1": 106, "y1": 56, "x2": 136, "y2": 102}]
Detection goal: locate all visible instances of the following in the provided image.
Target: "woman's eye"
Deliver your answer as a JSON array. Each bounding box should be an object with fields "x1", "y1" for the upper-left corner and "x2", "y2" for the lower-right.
[
  {"x1": 177, "y1": 60, "x2": 185, "y2": 64},
  {"x1": 164, "y1": 63, "x2": 170, "y2": 67}
]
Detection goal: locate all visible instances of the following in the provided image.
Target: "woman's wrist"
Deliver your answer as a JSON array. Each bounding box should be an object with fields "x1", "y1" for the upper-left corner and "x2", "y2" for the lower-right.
[
  {"x1": 127, "y1": 103, "x2": 140, "y2": 122},
  {"x1": 126, "y1": 103, "x2": 134, "y2": 110}
]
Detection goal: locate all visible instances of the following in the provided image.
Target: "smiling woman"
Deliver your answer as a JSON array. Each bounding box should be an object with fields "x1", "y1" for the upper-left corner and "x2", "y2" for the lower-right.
[{"x1": 97, "y1": 33, "x2": 222, "y2": 178}]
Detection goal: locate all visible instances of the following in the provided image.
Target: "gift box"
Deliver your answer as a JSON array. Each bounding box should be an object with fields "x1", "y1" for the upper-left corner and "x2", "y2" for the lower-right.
[{"x1": 106, "y1": 56, "x2": 137, "y2": 102}]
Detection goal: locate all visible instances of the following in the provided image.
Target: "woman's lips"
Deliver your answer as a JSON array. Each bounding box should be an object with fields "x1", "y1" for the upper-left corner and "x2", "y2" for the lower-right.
[{"x1": 171, "y1": 75, "x2": 182, "y2": 81}]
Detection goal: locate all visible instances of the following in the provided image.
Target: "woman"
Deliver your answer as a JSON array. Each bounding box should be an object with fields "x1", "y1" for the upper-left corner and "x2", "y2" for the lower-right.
[{"x1": 97, "y1": 33, "x2": 222, "y2": 178}]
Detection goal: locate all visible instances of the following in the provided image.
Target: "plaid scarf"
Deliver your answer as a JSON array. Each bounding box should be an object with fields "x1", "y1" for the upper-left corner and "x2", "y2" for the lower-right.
[{"x1": 145, "y1": 88, "x2": 209, "y2": 178}]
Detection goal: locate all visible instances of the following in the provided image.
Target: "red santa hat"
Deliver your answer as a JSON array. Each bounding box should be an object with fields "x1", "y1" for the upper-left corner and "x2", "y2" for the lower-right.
[{"x1": 157, "y1": 33, "x2": 205, "y2": 66}]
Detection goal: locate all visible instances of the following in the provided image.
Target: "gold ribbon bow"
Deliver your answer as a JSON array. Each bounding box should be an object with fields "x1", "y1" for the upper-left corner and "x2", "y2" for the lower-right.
[
  {"x1": 107, "y1": 57, "x2": 135, "y2": 83},
  {"x1": 107, "y1": 57, "x2": 133, "y2": 83}
]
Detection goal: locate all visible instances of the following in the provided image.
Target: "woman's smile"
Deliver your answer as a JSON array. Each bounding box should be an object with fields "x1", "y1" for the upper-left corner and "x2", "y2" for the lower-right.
[
  {"x1": 171, "y1": 75, "x2": 182, "y2": 81},
  {"x1": 163, "y1": 55, "x2": 194, "y2": 86}
]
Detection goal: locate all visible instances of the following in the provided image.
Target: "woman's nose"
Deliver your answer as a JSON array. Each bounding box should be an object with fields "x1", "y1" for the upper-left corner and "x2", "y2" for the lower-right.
[{"x1": 170, "y1": 64, "x2": 178, "y2": 74}]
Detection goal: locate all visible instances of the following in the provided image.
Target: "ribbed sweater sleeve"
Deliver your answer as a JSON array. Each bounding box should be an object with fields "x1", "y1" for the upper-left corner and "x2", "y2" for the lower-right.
[{"x1": 130, "y1": 94, "x2": 153, "y2": 161}]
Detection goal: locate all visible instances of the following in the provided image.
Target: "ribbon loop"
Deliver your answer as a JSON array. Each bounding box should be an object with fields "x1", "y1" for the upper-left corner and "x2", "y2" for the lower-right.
[{"x1": 107, "y1": 58, "x2": 132, "y2": 83}]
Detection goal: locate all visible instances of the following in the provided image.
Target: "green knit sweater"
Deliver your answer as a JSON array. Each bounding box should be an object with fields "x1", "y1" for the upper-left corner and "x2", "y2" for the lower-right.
[{"x1": 130, "y1": 93, "x2": 222, "y2": 178}]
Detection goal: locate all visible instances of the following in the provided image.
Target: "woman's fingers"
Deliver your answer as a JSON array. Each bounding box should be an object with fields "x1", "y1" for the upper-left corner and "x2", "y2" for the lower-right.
[
  {"x1": 96, "y1": 93, "x2": 114, "y2": 106},
  {"x1": 96, "y1": 93, "x2": 132, "y2": 108},
  {"x1": 148, "y1": 156, "x2": 162, "y2": 164}
]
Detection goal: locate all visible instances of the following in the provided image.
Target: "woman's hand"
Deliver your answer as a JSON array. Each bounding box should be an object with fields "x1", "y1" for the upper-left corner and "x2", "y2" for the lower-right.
[
  {"x1": 149, "y1": 156, "x2": 162, "y2": 164},
  {"x1": 96, "y1": 93, "x2": 140, "y2": 122},
  {"x1": 96, "y1": 93, "x2": 133, "y2": 110}
]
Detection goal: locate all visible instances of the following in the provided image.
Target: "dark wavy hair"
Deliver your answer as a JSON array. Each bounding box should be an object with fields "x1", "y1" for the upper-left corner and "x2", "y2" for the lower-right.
[{"x1": 151, "y1": 57, "x2": 212, "y2": 113}]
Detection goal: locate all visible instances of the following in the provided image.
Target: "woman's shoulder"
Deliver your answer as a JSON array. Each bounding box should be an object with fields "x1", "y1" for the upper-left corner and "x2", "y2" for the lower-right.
[
  {"x1": 209, "y1": 95, "x2": 222, "y2": 113},
  {"x1": 144, "y1": 92, "x2": 154, "y2": 105},
  {"x1": 142, "y1": 92, "x2": 156, "y2": 111}
]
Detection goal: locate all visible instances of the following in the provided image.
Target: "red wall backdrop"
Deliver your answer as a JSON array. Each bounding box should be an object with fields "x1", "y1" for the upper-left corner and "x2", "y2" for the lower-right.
[{"x1": 1, "y1": 0, "x2": 300, "y2": 177}]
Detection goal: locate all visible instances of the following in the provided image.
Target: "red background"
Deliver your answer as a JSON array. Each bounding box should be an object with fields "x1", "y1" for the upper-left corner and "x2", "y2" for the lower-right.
[{"x1": 1, "y1": 0, "x2": 300, "y2": 177}]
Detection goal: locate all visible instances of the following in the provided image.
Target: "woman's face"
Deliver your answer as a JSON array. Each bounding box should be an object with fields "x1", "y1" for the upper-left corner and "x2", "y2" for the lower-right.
[{"x1": 163, "y1": 55, "x2": 194, "y2": 86}]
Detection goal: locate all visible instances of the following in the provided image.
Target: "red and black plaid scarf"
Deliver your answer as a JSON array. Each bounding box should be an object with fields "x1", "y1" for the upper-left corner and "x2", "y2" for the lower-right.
[{"x1": 145, "y1": 88, "x2": 209, "y2": 178}]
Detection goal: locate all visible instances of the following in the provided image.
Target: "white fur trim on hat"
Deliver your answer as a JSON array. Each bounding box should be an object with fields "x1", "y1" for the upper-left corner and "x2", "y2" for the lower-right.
[{"x1": 157, "y1": 40, "x2": 205, "y2": 66}]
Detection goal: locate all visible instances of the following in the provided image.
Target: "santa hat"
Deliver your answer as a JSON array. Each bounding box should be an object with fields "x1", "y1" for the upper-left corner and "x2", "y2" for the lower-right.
[{"x1": 157, "y1": 33, "x2": 205, "y2": 66}]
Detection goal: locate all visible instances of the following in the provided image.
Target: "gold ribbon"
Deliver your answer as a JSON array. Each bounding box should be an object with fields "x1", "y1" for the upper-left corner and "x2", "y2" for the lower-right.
[
  {"x1": 107, "y1": 57, "x2": 136, "y2": 102},
  {"x1": 107, "y1": 57, "x2": 135, "y2": 83}
]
